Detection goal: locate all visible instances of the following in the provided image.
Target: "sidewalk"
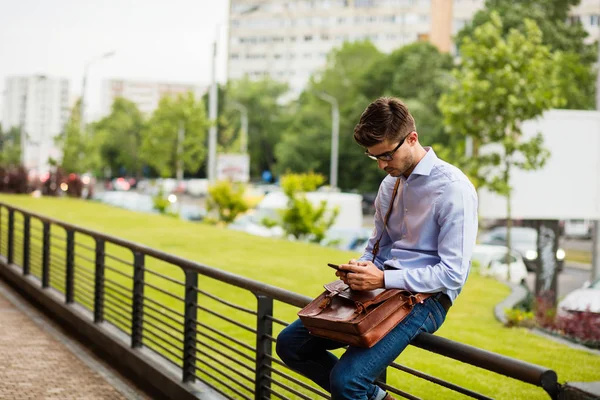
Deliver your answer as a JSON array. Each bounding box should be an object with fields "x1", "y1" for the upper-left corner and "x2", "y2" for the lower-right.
[{"x1": 0, "y1": 280, "x2": 147, "y2": 400}]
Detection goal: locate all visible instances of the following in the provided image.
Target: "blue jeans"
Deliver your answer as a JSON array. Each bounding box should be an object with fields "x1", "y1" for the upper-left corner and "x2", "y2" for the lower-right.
[{"x1": 276, "y1": 295, "x2": 448, "y2": 400}]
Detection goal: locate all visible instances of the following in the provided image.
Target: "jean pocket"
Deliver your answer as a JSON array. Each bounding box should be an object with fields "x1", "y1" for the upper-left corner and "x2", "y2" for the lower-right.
[{"x1": 426, "y1": 312, "x2": 439, "y2": 333}]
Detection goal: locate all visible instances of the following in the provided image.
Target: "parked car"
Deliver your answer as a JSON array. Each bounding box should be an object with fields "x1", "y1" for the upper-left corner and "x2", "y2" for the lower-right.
[
  {"x1": 480, "y1": 226, "x2": 565, "y2": 272},
  {"x1": 557, "y1": 278, "x2": 600, "y2": 316},
  {"x1": 471, "y1": 244, "x2": 528, "y2": 285}
]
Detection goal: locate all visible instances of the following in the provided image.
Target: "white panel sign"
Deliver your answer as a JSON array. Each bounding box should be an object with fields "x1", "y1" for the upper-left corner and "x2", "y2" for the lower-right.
[
  {"x1": 216, "y1": 153, "x2": 250, "y2": 183},
  {"x1": 478, "y1": 109, "x2": 600, "y2": 220}
]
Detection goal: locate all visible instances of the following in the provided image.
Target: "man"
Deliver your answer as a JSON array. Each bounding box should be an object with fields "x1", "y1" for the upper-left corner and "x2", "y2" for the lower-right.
[{"x1": 276, "y1": 97, "x2": 478, "y2": 400}]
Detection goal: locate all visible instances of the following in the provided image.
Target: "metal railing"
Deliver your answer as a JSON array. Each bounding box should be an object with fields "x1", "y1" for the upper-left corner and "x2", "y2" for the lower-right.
[{"x1": 0, "y1": 203, "x2": 562, "y2": 399}]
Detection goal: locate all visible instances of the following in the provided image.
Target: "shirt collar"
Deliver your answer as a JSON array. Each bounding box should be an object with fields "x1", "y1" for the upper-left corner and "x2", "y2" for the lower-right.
[{"x1": 411, "y1": 147, "x2": 437, "y2": 176}]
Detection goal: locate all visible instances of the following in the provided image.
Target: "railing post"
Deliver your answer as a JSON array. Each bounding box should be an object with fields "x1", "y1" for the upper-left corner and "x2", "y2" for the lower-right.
[
  {"x1": 7, "y1": 209, "x2": 14, "y2": 264},
  {"x1": 183, "y1": 270, "x2": 198, "y2": 383},
  {"x1": 42, "y1": 222, "x2": 50, "y2": 288},
  {"x1": 94, "y1": 238, "x2": 105, "y2": 323},
  {"x1": 65, "y1": 229, "x2": 75, "y2": 304},
  {"x1": 22, "y1": 215, "x2": 31, "y2": 275},
  {"x1": 255, "y1": 294, "x2": 274, "y2": 400},
  {"x1": 131, "y1": 251, "x2": 145, "y2": 348}
]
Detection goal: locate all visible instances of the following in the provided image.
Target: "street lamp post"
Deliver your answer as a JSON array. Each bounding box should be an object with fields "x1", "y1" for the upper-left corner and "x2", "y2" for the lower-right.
[
  {"x1": 80, "y1": 51, "x2": 115, "y2": 135},
  {"x1": 231, "y1": 102, "x2": 248, "y2": 153},
  {"x1": 207, "y1": 5, "x2": 260, "y2": 183},
  {"x1": 316, "y1": 92, "x2": 339, "y2": 190}
]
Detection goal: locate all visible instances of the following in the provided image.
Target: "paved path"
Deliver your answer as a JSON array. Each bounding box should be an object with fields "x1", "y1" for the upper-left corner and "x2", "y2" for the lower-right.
[{"x1": 0, "y1": 281, "x2": 147, "y2": 400}]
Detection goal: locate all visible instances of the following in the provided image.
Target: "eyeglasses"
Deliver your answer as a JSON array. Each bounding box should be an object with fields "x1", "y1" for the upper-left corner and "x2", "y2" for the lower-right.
[{"x1": 365, "y1": 132, "x2": 413, "y2": 161}]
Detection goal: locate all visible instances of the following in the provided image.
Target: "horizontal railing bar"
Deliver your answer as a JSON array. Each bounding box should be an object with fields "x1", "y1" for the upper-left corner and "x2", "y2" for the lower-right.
[
  {"x1": 142, "y1": 333, "x2": 184, "y2": 363},
  {"x1": 74, "y1": 240, "x2": 95, "y2": 252},
  {"x1": 1, "y1": 203, "x2": 312, "y2": 308},
  {"x1": 103, "y1": 304, "x2": 132, "y2": 327},
  {"x1": 143, "y1": 328, "x2": 182, "y2": 355},
  {"x1": 74, "y1": 252, "x2": 95, "y2": 265},
  {"x1": 412, "y1": 333, "x2": 558, "y2": 390},
  {"x1": 193, "y1": 366, "x2": 252, "y2": 400},
  {"x1": 193, "y1": 350, "x2": 255, "y2": 385},
  {"x1": 262, "y1": 386, "x2": 287, "y2": 400},
  {"x1": 74, "y1": 276, "x2": 96, "y2": 292},
  {"x1": 145, "y1": 282, "x2": 185, "y2": 302},
  {"x1": 104, "y1": 277, "x2": 132, "y2": 293},
  {"x1": 143, "y1": 303, "x2": 183, "y2": 328},
  {"x1": 103, "y1": 284, "x2": 133, "y2": 305},
  {"x1": 389, "y1": 362, "x2": 492, "y2": 400},
  {"x1": 266, "y1": 363, "x2": 329, "y2": 399},
  {"x1": 266, "y1": 356, "x2": 288, "y2": 370},
  {"x1": 197, "y1": 305, "x2": 256, "y2": 334},
  {"x1": 102, "y1": 251, "x2": 134, "y2": 267},
  {"x1": 74, "y1": 265, "x2": 96, "y2": 280},
  {"x1": 143, "y1": 268, "x2": 185, "y2": 286},
  {"x1": 104, "y1": 295, "x2": 132, "y2": 315},
  {"x1": 143, "y1": 316, "x2": 184, "y2": 344},
  {"x1": 197, "y1": 344, "x2": 255, "y2": 374},
  {"x1": 73, "y1": 287, "x2": 95, "y2": 304},
  {"x1": 266, "y1": 314, "x2": 289, "y2": 327},
  {"x1": 49, "y1": 232, "x2": 66, "y2": 242},
  {"x1": 267, "y1": 376, "x2": 314, "y2": 400},
  {"x1": 49, "y1": 253, "x2": 65, "y2": 266},
  {"x1": 105, "y1": 263, "x2": 133, "y2": 279},
  {"x1": 196, "y1": 321, "x2": 256, "y2": 353},
  {"x1": 195, "y1": 287, "x2": 257, "y2": 315},
  {"x1": 104, "y1": 290, "x2": 133, "y2": 309},
  {"x1": 378, "y1": 383, "x2": 421, "y2": 400},
  {"x1": 265, "y1": 334, "x2": 276, "y2": 344},
  {"x1": 196, "y1": 331, "x2": 255, "y2": 363},
  {"x1": 144, "y1": 296, "x2": 185, "y2": 319}
]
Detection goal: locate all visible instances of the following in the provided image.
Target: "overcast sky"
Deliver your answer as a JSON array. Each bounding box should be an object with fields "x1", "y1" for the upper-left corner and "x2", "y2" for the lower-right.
[{"x1": 0, "y1": 0, "x2": 230, "y2": 118}]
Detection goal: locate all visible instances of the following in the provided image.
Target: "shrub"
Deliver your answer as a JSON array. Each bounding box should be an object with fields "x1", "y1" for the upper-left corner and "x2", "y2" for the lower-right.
[
  {"x1": 206, "y1": 180, "x2": 249, "y2": 224},
  {"x1": 554, "y1": 311, "x2": 600, "y2": 349},
  {"x1": 0, "y1": 165, "x2": 28, "y2": 194}
]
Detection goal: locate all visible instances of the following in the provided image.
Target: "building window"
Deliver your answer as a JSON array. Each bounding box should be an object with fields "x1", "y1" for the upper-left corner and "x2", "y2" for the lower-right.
[
  {"x1": 304, "y1": 34, "x2": 313, "y2": 41},
  {"x1": 591, "y1": 15, "x2": 600, "y2": 26}
]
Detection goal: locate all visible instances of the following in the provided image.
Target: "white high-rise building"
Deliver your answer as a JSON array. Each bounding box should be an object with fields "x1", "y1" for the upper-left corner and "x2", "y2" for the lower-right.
[
  {"x1": 2, "y1": 75, "x2": 70, "y2": 172},
  {"x1": 101, "y1": 79, "x2": 207, "y2": 117},
  {"x1": 228, "y1": 0, "x2": 600, "y2": 94}
]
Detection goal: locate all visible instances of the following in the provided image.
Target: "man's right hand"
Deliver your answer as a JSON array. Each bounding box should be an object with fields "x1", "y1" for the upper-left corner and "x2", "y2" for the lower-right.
[{"x1": 335, "y1": 259, "x2": 358, "y2": 284}]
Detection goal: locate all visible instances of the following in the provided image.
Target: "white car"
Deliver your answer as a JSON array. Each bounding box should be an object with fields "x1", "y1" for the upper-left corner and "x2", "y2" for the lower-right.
[
  {"x1": 558, "y1": 278, "x2": 600, "y2": 316},
  {"x1": 471, "y1": 244, "x2": 529, "y2": 285}
]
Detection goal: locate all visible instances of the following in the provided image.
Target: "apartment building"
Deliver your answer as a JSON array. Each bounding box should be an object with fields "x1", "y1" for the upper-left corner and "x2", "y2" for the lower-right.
[
  {"x1": 2, "y1": 75, "x2": 70, "y2": 172},
  {"x1": 228, "y1": 0, "x2": 600, "y2": 94},
  {"x1": 101, "y1": 79, "x2": 206, "y2": 116}
]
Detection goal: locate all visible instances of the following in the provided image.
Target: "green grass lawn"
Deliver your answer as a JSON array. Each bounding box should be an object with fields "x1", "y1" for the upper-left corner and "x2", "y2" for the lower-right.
[{"x1": 2, "y1": 194, "x2": 599, "y2": 399}]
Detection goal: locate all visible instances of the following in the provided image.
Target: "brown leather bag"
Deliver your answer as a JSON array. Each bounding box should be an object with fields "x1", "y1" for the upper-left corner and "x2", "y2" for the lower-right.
[{"x1": 298, "y1": 178, "x2": 432, "y2": 348}]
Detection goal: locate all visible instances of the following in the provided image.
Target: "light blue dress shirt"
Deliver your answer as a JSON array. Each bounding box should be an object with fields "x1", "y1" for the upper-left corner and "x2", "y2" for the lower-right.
[{"x1": 359, "y1": 147, "x2": 478, "y2": 303}]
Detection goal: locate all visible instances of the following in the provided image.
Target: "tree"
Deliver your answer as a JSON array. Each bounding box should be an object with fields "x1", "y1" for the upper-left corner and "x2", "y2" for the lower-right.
[
  {"x1": 55, "y1": 100, "x2": 93, "y2": 174},
  {"x1": 140, "y1": 92, "x2": 208, "y2": 178},
  {"x1": 279, "y1": 172, "x2": 338, "y2": 243},
  {"x1": 206, "y1": 180, "x2": 249, "y2": 224},
  {"x1": 0, "y1": 123, "x2": 22, "y2": 166},
  {"x1": 276, "y1": 41, "x2": 385, "y2": 192},
  {"x1": 360, "y1": 42, "x2": 454, "y2": 146},
  {"x1": 439, "y1": 13, "x2": 564, "y2": 261},
  {"x1": 93, "y1": 98, "x2": 145, "y2": 177},
  {"x1": 225, "y1": 77, "x2": 290, "y2": 179},
  {"x1": 456, "y1": 0, "x2": 596, "y2": 109}
]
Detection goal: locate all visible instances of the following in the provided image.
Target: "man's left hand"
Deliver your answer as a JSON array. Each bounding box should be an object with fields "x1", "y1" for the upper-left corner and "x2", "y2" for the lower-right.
[{"x1": 337, "y1": 261, "x2": 384, "y2": 291}]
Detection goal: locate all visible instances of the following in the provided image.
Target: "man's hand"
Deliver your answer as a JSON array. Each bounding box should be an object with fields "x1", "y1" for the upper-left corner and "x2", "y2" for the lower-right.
[{"x1": 335, "y1": 260, "x2": 384, "y2": 291}]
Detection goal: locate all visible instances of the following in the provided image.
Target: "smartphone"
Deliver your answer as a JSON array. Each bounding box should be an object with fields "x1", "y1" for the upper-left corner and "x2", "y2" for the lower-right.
[{"x1": 327, "y1": 263, "x2": 341, "y2": 271}]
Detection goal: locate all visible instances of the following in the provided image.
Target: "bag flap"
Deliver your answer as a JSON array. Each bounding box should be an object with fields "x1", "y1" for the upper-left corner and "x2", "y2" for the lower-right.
[{"x1": 323, "y1": 280, "x2": 350, "y2": 294}]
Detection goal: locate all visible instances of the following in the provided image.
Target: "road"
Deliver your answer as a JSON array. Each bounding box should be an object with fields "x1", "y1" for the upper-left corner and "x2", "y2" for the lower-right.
[{"x1": 525, "y1": 264, "x2": 592, "y2": 300}]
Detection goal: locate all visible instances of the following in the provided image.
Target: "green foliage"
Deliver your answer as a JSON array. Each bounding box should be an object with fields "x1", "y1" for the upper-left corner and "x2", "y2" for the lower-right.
[
  {"x1": 504, "y1": 308, "x2": 536, "y2": 328},
  {"x1": 92, "y1": 97, "x2": 145, "y2": 177},
  {"x1": 0, "y1": 124, "x2": 22, "y2": 166},
  {"x1": 224, "y1": 78, "x2": 290, "y2": 178},
  {"x1": 456, "y1": 0, "x2": 596, "y2": 109},
  {"x1": 276, "y1": 41, "x2": 384, "y2": 192},
  {"x1": 55, "y1": 100, "x2": 95, "y2": 174},
  {"x1": 140, "y1": 92, "x2": 208, "y2": 178},
  {"x1": 279, "y1": 172, "x2": 339, "y2": 243},
  {"x1": 440, "y1": 13, "x2": 564, "y2": 191},
  {"x1": 206, "y1": 180, "x2": 249, "y2": 224}
]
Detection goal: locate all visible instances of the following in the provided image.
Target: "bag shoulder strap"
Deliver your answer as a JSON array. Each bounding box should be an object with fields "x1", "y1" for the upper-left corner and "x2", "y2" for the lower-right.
[{"x1": 371, "y1": 178, "x2": 401, "y2": 261}]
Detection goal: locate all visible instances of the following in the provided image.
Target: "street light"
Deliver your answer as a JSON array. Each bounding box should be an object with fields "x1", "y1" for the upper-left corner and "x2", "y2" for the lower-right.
[
  {"x1": 316, "y1": 92, "x2": 339, "y2": 190},
  {"x1": 207, "y1": 5, "x2": 260, "y2": 183},
  {"x1": 230, "y1": 102, "x2": 248, "y2": 153},
  {"x1": 80, "y1": 50, "x2": 115, "y2": 135}
]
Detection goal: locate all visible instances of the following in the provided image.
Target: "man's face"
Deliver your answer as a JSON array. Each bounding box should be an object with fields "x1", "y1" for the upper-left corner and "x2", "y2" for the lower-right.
[{"x1": 365, "y1": 135, "x2": 414, "y2": 177}]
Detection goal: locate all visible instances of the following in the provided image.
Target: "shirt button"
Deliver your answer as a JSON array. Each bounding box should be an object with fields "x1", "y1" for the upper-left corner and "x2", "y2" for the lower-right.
[{"x1": 404, "y1": 208, "x2": 408, "y2": 213}]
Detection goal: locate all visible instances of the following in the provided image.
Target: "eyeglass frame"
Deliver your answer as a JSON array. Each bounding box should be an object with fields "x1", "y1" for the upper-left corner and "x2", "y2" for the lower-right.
[{"x1": 364, "y1": 131, "x2": 414, "y2": 161}]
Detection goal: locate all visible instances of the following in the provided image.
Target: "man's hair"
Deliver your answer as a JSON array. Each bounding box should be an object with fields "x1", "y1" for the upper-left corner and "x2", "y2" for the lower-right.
[{"x1": 353, "y1": 97, "x2": 416, "y2": 148}]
